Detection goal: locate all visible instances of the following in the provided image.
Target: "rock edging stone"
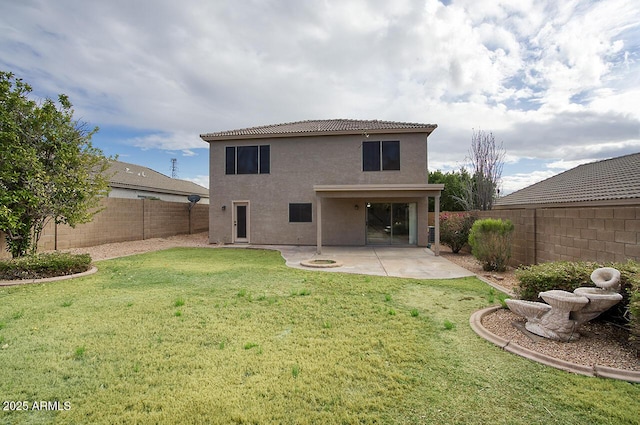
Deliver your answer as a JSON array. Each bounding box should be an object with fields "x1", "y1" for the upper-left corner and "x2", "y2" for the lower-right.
[
  {"x1": 0, "y1": 266, "x2": 98, "y2": 286},
  {"x1": 470, "y1": 306, "x2": 640, "y2": 384}
]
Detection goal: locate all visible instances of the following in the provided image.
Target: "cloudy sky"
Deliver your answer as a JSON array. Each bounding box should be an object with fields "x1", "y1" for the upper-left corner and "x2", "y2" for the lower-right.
[{"x1": 2, "y1": 0, "x2": 639, "y2": 193}]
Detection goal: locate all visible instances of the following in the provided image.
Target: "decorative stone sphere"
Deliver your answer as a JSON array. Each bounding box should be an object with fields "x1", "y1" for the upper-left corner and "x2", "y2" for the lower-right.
[{"x1": 590, "y1": 267, "x2": 621, "y2": 290}]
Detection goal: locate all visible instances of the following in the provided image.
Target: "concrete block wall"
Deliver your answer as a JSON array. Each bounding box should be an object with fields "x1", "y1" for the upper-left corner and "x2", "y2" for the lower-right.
[
  {"x1": 144, "y1": 200, "x2": 189, "y2": 239},
  {"x1": 478, "y1": 209, "x2": 536, "y2": 265},
  {"x1": 535, "y1": 206, "x2": 639, "y2": 264},
  {"x1": 54, "y1": 198, "x2": 145, "y2": 250},
  {"x1": 189, "y1": 204, "x2": 209, "y2": 234},
  {"x1": 0, "y1": 198, "x2": 209, "y2": 259},
  {"x1": 478, "y1": 205, "x2": 640, "y2": 266}
]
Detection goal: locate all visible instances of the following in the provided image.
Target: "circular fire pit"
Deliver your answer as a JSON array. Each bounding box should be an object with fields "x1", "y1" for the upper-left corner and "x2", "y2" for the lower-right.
[{"x1": 300, "y1": 259, "x2": 343, "y2": 268}]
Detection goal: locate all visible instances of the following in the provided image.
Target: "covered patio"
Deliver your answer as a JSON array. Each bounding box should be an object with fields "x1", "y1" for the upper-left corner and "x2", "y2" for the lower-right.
[{"x1": 314, "y1": 184, "x2": 445, "y2": 254}]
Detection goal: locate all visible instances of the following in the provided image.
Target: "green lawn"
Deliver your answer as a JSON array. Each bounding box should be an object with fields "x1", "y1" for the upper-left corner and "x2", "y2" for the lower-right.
[{"x1": 0, "y1": 248, "x2": 638, "y2": 424}]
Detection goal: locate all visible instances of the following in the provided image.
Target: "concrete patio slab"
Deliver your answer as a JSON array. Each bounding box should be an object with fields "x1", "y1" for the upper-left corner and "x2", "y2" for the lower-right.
[{"x1": 261, "y1": 245, "x2": 475, "y2": 280}]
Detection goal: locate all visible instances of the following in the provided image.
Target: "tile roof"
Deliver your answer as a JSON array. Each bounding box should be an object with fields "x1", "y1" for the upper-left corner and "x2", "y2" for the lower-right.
[
  {"x1": 495, "y1": 153, "x2": 640, "y2": 207},
  {"x1": 200, "y1": 119, "x2": 437, "y2": 140},
  {"x1": 107, "y1": 160, "x2": 208, "y2": 197}
]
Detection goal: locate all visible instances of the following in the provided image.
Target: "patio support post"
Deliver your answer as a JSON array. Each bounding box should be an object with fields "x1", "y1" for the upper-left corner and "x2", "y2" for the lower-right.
[
  {"x1": 316, "y1": 195, "x2": 322, "y2": 254},
  {"x1": 434, "y1": 194, "x2": 440, "y2": 256}
]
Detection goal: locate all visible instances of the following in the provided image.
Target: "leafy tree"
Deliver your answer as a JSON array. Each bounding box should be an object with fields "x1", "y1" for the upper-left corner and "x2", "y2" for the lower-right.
[
  {"x1": 0, "y1": 71, "x2": 111, "y2": 257},
  {"x1": 429, "y1": 168, "x2": 472, "y2": 211},
  {"x1": 458, "y1": 129, "x2": 505, "y2": 211}
]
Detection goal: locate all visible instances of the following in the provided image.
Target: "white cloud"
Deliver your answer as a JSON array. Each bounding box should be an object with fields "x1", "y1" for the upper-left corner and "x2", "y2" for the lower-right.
[
  {"x1": 502, "y1": 170, "x2": 558, "y2": 194},
  {"x1": 1, "y1": 0, "x2": 639, "y2": 188},
  {"x1": 183, "y1": 175, "x2": 209, "y2": 190},
  {"x1": 590, "y1": 88, "x2": 640, "y2": 118},
  {"x1": 126, "y1": 132, "x2": 205, "y2": 152},
  {"x1": 546, "y1": 159, "x2": 596, "y2": 170}
]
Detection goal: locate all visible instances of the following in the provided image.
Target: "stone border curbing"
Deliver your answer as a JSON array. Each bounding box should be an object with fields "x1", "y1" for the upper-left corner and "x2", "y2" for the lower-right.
[
  {"x1": 0, "y1": 266, "x2": 98, "y2": 287},
  {"x1": 474, "y1": 274, "x2": 516, "y2": 298},
  {"x1": 470, "y1": 306, "x2": 640, "y2": 384}
]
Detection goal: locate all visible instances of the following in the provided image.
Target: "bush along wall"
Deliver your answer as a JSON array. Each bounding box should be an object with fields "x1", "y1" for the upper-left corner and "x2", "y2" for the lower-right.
[
  {"x1": 515, "y1": 260, "x2": 640, "y2": 355},
  {"x1": 0, "y1": 252, "x2": 92, "y2": 280},
  {"x1": 468, "y1": 218, "x2": 514, "y2": 272},
  {"x1": 629, "y1": 283, "x2": 640, "y2": 356},
  {"x1": 439, "y1": 212, "x2": 477, "y2": 254}
]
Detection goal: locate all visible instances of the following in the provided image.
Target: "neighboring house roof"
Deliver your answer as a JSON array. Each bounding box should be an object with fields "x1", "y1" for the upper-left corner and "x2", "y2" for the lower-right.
[
  {"x1": 200, "y1": 119, "x2": 437, "y2": 141},
  {"x1": 495, "y1": 152, "x2": 640, "y2": 208},
  {"x1": 107, "y1": 160, "x2": 208, "y2": 197}
]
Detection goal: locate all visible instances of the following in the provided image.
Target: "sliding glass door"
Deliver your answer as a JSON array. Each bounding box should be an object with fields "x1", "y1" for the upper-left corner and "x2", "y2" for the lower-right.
[{"x1": 366, "y1": 203, "x2": 417, "y2": 245}]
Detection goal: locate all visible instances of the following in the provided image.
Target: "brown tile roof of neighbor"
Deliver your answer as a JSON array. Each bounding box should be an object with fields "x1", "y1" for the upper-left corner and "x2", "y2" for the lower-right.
[
  {"x1": 107, "y1": 160, "x2": 208, "y2": 196},
  {"x1": 200, "y1": 119, "x2": 437, "y2": 141},
  {"x1": 495, "y1": 152, "x2": 640, "y2": 208}
]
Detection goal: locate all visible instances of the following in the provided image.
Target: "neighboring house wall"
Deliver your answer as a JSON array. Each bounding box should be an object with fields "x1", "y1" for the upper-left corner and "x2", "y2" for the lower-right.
[
  {"x1": 208, "y1": 132, "x2": 432, "y2": 246},
  {"x1": 108, "y1": 187, "x2": 211, "y2": 204},
  {"x1": 0, "y1": 198, "x2": 209, "y2": 259},
  {"x1": 478, "y1": 205, "x2": 640, "y2": 265},
  {"x1": 106, "y1": 160, "x2": 210, "y2": 204}
]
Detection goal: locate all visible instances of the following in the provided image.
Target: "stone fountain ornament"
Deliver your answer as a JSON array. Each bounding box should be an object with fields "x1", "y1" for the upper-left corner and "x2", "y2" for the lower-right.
[{"x1": 505, "y1": 267, "x2": 623, "y2": 342}]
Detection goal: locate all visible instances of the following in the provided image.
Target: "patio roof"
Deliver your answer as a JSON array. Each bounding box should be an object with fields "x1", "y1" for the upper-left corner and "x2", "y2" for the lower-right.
[{"x1": 314, "y1": 184, "x2": 444, "y2": 198}]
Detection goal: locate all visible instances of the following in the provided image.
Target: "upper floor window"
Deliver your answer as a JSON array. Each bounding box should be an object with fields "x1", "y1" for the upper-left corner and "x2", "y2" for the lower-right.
[
  {"x1": 226, "y1": 145, "x2": 270, "y2": 175},
  {"x1": 362, "y1": 141, "x2": 400, "y2": 171}
]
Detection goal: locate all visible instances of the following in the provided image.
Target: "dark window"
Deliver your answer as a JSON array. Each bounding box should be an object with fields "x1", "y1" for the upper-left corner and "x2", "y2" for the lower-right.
[
  {"x1": 363, "y1": 141, "x2": 381, "y2": 171},
  {"x1": 259, "y1": 145, "x2": 270, "y2": 174},
  {"x1": 363, "y1": 141, "x2": 400, "y2": 171},
  {"x1": 382, "y1": 141, "x2": 400, "y2": 170},
  {"x1": 225, "y1": 145, "x2": 270, "y2": 174},
  {"x1": 237, "y1": 146, "x2": 258, "y2": 174},
  {"x1": 236, "y1": 205, "x2": 247, "y2": 238},
  {"x1": 289, "y1": 203, "x2": 312, "y2": 223},
  {"x1": 225, "y1": 147, "x2": 236, "y2": 175}
]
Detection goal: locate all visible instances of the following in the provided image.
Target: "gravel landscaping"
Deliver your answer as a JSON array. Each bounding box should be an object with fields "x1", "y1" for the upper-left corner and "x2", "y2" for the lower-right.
[
  {"x1": 65, "y1": 232, "x2": 213, "y2": 260},
  {"x1": 437, "y1": 244, "x2": 518, "y2": 293},
  {"x1": 437, "y1": 244, "x2": 639, "y2": 373}
]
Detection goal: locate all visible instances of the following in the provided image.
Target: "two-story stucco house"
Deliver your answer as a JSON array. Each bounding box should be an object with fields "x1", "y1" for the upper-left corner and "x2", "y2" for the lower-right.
[{"x1": 200, "y1": 119, "x2": 444, "y2": 254}]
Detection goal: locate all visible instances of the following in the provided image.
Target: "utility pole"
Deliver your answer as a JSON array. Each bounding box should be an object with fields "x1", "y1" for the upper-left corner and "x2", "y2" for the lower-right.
[{"x1": 171, "y1": 158, "x2": 178, "y2": 178}]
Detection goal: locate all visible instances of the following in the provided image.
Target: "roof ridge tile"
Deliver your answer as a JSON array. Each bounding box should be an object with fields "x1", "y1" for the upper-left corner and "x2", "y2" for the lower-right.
[
  {"x1": 200, "y1": 118, "x2": 437, "y2": 139},
  {"x1": 496, "y1": 153, "x2": 640, "y2": 207}
]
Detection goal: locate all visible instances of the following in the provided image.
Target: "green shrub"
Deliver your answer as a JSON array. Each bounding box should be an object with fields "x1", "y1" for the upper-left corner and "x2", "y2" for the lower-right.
[
  {"x1": 629, "y1": 284, "x2": 640, "y2": 356},
  {"x1": 440, "y1": 212, "x2": 477, "y2": 253},
  {"x1": 0, "y1": 252, "x2": 92, "y2": 280},
  {"x1": 468, "y1": 218, "x2": 514, "y2": 272},
  {"x1": 515, "y1": 261, "x2": 597, "y2": 301}
]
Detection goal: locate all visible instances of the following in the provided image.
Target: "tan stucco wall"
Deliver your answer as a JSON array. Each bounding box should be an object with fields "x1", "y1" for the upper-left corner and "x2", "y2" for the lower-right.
[
  {"x1": 208, "y1": 133, "x2": 431, "y2": 246},
  {"x1": 322, "y1": 198, "x2": 366, "y2": 245}
]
